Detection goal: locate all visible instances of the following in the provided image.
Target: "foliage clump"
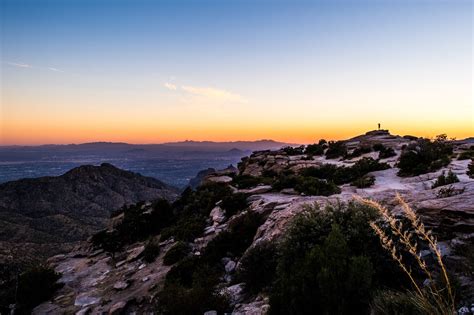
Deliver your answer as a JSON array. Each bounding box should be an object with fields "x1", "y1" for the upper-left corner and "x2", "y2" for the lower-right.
[
  {"x1": 325, "y1": 141, "x2": 347, "y2": 159},
  {"x1": 304, "y1": 139, "x2": 328, "y2": 156},
  {"x1": 397, "y1": 135, "x2": 453, "y2": 177},
  {"x1": 163, "y1": 241, "x2": 190, "y2": 265},
  {"x1": 431, "y1": 170, "x2": 459, "y2": 189},
  {"x1": 269, "y1": 202, "x2": 406, "y2": 315},
  {"x1": 467, "y1": 159, "x2": 474, "y2": 179},
  {"x1": 351, "y1": 175, "x2": 376, "y2": 188},
  {"x1": 235, "y1": 241, "x2": 279, "y2": 295},
  {"x1": 143, "y1": 239, "x2": 161, "y2": 263},
  {"x1": 157, "y1": 210, "x2": 267, "y2": 315},
  {"x1": 373, "y1": 143, "x2": 397, "y2": 159},
  {"x1": 0, "y1": 265, "x2": 63, "y2": 315}
]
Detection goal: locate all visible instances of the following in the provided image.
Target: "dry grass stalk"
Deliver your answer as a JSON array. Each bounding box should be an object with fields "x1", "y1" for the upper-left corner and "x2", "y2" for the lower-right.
[{"x1": 354, "y1": 194, "x2": 456, "y2": 314}]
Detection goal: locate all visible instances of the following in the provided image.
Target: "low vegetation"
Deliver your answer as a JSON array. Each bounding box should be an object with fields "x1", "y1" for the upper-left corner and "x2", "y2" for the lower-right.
[
  {"x1": 157, "y1": 210, "x2": 267, "y2": 314},
  {"x1": 468, "y1": 159, "x2": 474, "y2": 178},
  {"x1": 304, "y1": 139, "x2": 327, "y2": 156},
  {"x1": 235, "y1": 241, "x2": 279, "y2": 295},
  {"x1": 431, "y1": 170, "x2": 459, "y2": 189},
  {"x1": 163, "y1": 241, "x2": 190, "y2": 265},
  {"x1": 373, "y1": 143, "x2": 397, "y2": 159},
  {"x1": 457, "y1": 148, "x2": 474, "y2": 160},
  {"x1": 397, "y1": 135, "x2": 453, "y2": 177},
  {"x1": 0, "y1": 265, "x2": 63, "y2": 315},
  {"x1": 269, "y1": 201, "x2": 407, "y2": 315},
  {"x1": 351, "y1": 175, "x2": 376, "y2": 188},
  {"x1": 325, "y1": 141, "x2": 347, "y2": 159}
]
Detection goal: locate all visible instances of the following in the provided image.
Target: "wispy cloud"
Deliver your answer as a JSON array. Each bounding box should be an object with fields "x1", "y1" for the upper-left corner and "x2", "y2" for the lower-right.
[
  {"x1": 181, "y1": 85, "x2": 247, "y2": 103},
  {"x1": 6, "y1": 62, "x2": 64, "y2": 73},
  {"x1": 48, "y1": 67, "x2": 64, "y2": 73},
  {"x1": 164, "y1": 82, "x2": 177, "y2": 90},
  {"x1": 7, "y1": 62, "x2": 32, "y2": 68}
]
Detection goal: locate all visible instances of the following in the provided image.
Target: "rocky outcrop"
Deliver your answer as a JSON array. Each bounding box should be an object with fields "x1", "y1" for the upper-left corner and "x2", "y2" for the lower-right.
[{"x1": 34, "y1": 131, "x2": 474, "y2": 314}]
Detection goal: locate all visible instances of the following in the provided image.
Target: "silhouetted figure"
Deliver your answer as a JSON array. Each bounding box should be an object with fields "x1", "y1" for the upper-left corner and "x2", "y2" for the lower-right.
[{"x1": 378, "y1": 123, "x2": 380, "y2": 130}]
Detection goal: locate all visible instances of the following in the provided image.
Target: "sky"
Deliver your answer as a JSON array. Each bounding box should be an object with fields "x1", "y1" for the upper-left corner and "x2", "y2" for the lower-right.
[{"x1": 0, "y1": 0, "x2": 472, "y2": 145}]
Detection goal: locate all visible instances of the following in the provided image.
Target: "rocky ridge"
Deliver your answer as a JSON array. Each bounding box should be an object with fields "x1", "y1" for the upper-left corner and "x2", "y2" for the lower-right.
[{"x1": 34, "y1": 131, "x2": 474, "y2": 314}]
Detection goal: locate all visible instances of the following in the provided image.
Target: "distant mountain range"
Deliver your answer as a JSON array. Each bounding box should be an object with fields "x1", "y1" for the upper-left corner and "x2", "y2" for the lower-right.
[
  {"x1": 0, "y1": 139, "x2": 296, "y2": 152},
  {"x1": 0, "y1": 163, "x2": 179, "y2": 267}
]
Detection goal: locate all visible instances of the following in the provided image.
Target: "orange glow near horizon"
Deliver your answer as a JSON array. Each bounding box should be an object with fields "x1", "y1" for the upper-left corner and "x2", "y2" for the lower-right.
[{"x1": 2, "y1": 116, "x2": 473, "y2": 146}]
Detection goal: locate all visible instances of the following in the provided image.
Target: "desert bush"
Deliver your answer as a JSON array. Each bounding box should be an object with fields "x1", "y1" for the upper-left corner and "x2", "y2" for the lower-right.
[
  {"x1": 302, "y1": 158, "x2": 388, "y2": 185},
  {"x1": 221, "y1": 193, "x2": 248, "y2": 217},
  {"x1": 458, "y1": 150, "x2": 474, "y2": 160},
  {"x1": 468, "y1": 159, "x2": 474, "y2": 178},
  {"x1": 159, "y1": 259, "x2": 229, "y2": 314},
  {"x1": 204, "y1": 211, "x2": 266, "y2": 263},
  {"x1": 269, "y1": 202, "x2": 406, "y2": 315},
  {"x1": 235, "y1": 241, "x2": 279, "y2": 294},
  {"x1": 325, "y1": 141, "x2": 347, "y2": 159},
  {"x1": 160, "y1": 215, "x2": 206, "y2": 242},
  {"x1": 305, "y1": 141, "x2": 327, "y2": 156},
  {"x1": 13, "y1": 265, "x2": 63, "y2": 314},
  {"x1": 351, "y1": 175, "x2": 375, "y2": 188},
  {"x1": 346, "y1": 144, "x2": 372, "y2": 159},
  {"x1": 436, "y1": 185, "x2": 465, "y2": 198},
  {"x1": 373, "y1": 143, "x2": 397, "y2": 159},
  {"x1": 294, "y1": 177, "x2": 341, "y2": 196},
  {"x1": 432, "y1": 170, "x2": 459, "y2": 188},
  {"x1": 283, "y1": 145, "x2": 305, "y2": 156},
  {"x1": 232, "y1": 174, "x2": 266, "y2": 189},
  {"x1": 163, "y1": 241, "x2": 190, "y2": 265},
  {"x1": 143, "y1": 239, "x2": 161, "y2": 263},
  {"x1": 397, "y1": 136, "x2": 453, "y2": 176}
]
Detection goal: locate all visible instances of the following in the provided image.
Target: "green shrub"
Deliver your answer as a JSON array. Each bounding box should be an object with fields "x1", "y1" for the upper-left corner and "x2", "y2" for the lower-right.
[
  {"x1": 346, "y1": 144, "x2": 372, "y2": 159},
  {"x1": 351, "y1": 175, "x2": 375, "y2": 188},
  {"x1": 235, "y1": 241, "x2": 279, "y2": 294},
  {"x1": 468, "y1": 159, "x2": 474, "y2": 178},
  {"x1": 294, "y1": 177, "x2": 341, "y2": 196},
  {"x1": 325, "y1": 141, "x2": 347, "y2": 159},
  {"x1": 283, "y1": 145, "x2": 305, "y2": 155},
  {"x1": 204, "y1": 211, "x2": 266, "y2": 263},
  {"x1": 269, "y1": 202, "x2": 408, "y2": 315},
  {"x1": 163, "y1": 241, "x2": 190, "y2": 266},
  {"x1": 432, "y1": 170, "x2": 459, "y2": 188},
  {"x1": 160, "y1": 215, "x2": 206, "y2": 242},
  {"x1": 457, "y1": 150, "x2": 474, "y2": 160},
  {"x1": 304, "y1": 158, "x2": 388, "y2": 185},
  {"x1": 373, "y1": 143, "x2": 397, "y2": 159},
  {"x1": 232, "y1": 175, "x2": 264, "y2": 189},
  {"x1": 91, "y1": 199, "x2": 175, "y2": 252},
  {"x1": 436, "y1": 185, "x2": 465, "y2": 198},
  {"x1": 143, "y1": 239, "x2": 161, "y2": 263},
  {"x1": 15, "y1": 265, "x2": 63, "y2": 314},
  {"x1": 159, "y1": 259, "x2": 229, "y2": 315},
  {"x1": 397, "y1": 136, "x2": 453, "y2": 177},
  {"x1": 305, "y1": 142, "x2": 327, "y2": 156},
  {"x1": 221, "y1": 193, "x2": 248, "y2": 217}
]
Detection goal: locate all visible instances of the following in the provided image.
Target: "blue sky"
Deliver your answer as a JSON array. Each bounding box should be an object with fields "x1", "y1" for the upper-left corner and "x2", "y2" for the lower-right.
[{"x1": 1, "y1": 0, "x2": 472, "y2": 144}]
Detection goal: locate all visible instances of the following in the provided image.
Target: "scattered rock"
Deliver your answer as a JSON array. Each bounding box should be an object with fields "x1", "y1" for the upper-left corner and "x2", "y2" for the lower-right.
[
  {"x1": 126, "y1": 245, "x2": 145, "y2": 262},
  {"x1": 74, "y1": 294, "x2": 101, "y2": 307},
  {"x1": 113, "y1": 280, "x2": 129, "y2": 290},
  {"x1": 225, "y1": 260, "x2": 236, "y2": 273}
]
